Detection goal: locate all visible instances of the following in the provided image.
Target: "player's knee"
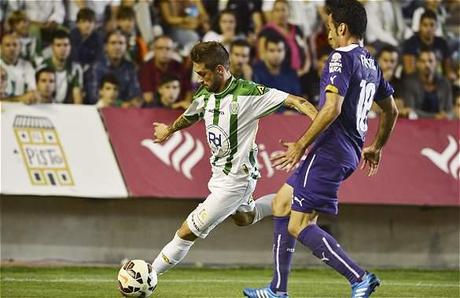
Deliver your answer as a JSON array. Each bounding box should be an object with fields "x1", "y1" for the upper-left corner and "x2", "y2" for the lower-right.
[
  {"x1": 177, "y1": 222, "x2": 198, "y2": 241},
  {"x1": 272, "y1": 194, "x2": 291, "y2": 216},
  {"x1": 231, "y1": 211, "x2": 254, "y2": 226}
]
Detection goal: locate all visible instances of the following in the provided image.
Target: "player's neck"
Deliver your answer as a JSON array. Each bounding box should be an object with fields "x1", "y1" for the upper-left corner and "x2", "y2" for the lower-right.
[
  {"x1": 217, "y1": 73, "x2": 232, "y2": 93},
  {"x1": 338, "y1": 36, "x2": 361, "y2": 49}
]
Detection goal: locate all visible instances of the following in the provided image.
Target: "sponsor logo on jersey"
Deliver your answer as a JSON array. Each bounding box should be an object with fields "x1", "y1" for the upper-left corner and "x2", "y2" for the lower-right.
[
  {"x1": 206, "y1": 125, "x2": 231, "y2": 158},
  {"x1": 141, "y1": 131, "x2": 205, "y2": 180},
  {"x1": 421, "y1": 134, "x2": 460, "y2": 180},
  {"x1": 329, "y1": 52, "x2": 343, "y2": 73}
]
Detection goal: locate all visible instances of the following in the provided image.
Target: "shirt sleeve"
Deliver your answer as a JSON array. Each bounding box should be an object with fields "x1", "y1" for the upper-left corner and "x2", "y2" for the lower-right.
[
  {"x1": 25, "y1": 62, "x2": 36, "y2": 91},
  {"x1": 324, "y1": 51, "x2": 352, "y2": 97},
  {"x1": 251, "y1": 84, "x2": 289, "y2": 118},
  {"x1": 183, "y1": 93, "x2": 206, "y2": 121},
  {"x1": 375, "y1": 68, "x2": 394, "y2": 101},
  {"x1": 127, "y1": 66, "x2": 142, "y2": 100}
]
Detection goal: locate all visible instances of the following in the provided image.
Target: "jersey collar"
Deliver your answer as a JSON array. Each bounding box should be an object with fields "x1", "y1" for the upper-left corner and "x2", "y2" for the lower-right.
[{"x1": 335, "y1": 43, "x2": 360, "y2": 52}]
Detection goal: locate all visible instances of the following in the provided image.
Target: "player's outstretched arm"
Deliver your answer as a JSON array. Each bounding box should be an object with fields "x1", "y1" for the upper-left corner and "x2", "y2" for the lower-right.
[
  {"x1": 272, "y1": 92, "x2": 344, "y2": 171},
  {"x1": 284, "y1": 95, "x2": 318, "y2": 121},
  {"x1": 152, "y1": 114, "x2": 198, "y2": 143},
  {"x1": 361, "y1": 95, "x2": 398, "y2": 176}
]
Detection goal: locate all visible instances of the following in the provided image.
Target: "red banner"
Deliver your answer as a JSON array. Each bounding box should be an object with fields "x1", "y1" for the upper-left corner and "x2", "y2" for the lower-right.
[{"x1": 101, "y1": 108, "x2": 459, "y2": 206}]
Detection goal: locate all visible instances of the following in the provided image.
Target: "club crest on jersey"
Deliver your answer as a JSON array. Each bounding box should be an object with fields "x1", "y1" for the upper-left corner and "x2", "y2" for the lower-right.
[{"x1": 230, "y1": 101, "x2": 239, "y2": 115}]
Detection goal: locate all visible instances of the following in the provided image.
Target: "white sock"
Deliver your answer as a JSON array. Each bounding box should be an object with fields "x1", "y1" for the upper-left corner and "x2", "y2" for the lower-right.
[
  {"x1": 251, "y1": 194, "x2": 275, "y2": 224},
  {"x1": 152, "y1": 233, "x2": 195, "y2": 275}
]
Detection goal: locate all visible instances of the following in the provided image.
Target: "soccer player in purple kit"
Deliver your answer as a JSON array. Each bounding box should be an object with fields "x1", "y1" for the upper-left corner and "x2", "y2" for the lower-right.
[{"x1": 243, "y1": 0, "x2": 399, "y2": 297}]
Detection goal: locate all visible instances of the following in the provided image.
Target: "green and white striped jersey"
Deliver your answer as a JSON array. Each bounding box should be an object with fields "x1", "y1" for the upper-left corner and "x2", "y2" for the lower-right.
[{"x1": 184, "y1": 77, "x2": 288, "y2": 178}]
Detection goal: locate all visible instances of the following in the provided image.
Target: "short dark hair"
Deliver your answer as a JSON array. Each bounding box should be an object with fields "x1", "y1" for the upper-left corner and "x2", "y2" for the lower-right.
[
  {"x1": 420, "y1": 9, "x2": 437, "y2": 23},
  {"x1": 77, "y1": 8, "x2": 96, "y2": 22},
  {"x1": 377, "y1": 45, "x2": 399, "y2": 59},
  {"x1": 116, "y1": 6, "x2": 135, "y2": 20},
  {"x1": 190, "y1": 42, "x2": 230, "y2": 70},
  {"x1": 99, "y1": 73, "x2": 119, "y2": 89},
  {"x1": 7, "y1": 10, "x2": 28, "y2": 28},
  {"x1": 159, "y1": 73, "x2": 180, "y2": 86},
  {"x1": 265, "y1": 34, "x2": 285, "y2": 49},
  {"x1": 328, "y1": 0, "x2": 367, "y2": 40},
  {"x1": 52, "y1": 29, "x2": 70, "y2": 43},
  {"x1": 418, "y1": 45, "x2": 437, "y2": 58},
  {"x1": 230, "y1": 39, "x2": 251, "y2": 52},
  {"x1": 35, "y1": 67, "x2": 55, "y2": 83},
  {"x1": 104, "y1": 29, "x2": 127, "y2": 44}
]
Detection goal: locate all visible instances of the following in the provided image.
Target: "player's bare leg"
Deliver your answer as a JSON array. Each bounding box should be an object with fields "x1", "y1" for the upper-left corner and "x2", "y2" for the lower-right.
[
  {"x1": 231, "y1": 193, "x2": 276, "y2": 226},
  {"x1": 152, "y1": 221, "x2": 197, "y2": 275}
]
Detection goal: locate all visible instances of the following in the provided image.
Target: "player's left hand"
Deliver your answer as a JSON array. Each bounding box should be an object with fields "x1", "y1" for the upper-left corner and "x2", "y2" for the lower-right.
[
  {"x1": 271, "y1": 140, "x2": 305, "y2": 172},
  {"x1": 153, "y1": 122, "x2": 171, "y2": 143},
  {"x1": 360, "y1": 146, "x2": 381, "y2": 176}
]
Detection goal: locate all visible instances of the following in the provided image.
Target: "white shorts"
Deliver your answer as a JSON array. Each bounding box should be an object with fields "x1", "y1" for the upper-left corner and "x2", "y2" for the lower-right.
[{"x1": 186, "y1": 173, "x2": 256, "y2": 239}]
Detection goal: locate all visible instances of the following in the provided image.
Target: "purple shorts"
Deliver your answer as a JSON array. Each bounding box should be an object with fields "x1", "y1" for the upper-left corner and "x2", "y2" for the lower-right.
[{"x1": 287, "y1": 152, "x2": 356, "y2": 215}]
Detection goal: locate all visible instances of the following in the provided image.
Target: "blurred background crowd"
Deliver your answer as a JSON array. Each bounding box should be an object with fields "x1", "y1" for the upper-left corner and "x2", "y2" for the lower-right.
[{"x1": 0, "y1": 0, "x2": 459, "y2": 119}]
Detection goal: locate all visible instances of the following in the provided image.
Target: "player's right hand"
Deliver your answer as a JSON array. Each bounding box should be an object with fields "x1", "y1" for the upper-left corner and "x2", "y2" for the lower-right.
[
  {"x1": 153, "y1": 122, "x2": 171, "y2": 143},
  {"x1": 360, "y1": 146, "x2": 381, "y2": 176}
]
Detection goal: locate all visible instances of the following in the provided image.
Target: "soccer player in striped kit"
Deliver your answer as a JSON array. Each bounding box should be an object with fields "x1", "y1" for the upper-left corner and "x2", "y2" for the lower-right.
[{"x1": 151, "y1": 41, "x2": 318, "y2": 280}]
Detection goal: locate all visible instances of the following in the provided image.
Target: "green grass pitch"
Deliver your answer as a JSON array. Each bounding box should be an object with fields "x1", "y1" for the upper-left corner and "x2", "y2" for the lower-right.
[{"x1": 1, "y1": 266, "x2": 459, "y2": 297}]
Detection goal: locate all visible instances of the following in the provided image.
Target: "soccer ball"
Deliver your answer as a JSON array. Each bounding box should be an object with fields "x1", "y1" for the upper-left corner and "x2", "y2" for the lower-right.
[{"x1": 118, "y1": 259, "x2": 158, "y2": 297}]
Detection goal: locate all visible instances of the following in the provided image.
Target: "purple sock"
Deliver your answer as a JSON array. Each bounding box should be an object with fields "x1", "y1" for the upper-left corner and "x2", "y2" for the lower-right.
[
  {"x1": 297, "y1": 224, "x2": 365, "y2": 285},
  {"x1": 269, "y1": 216, "x2": 296, "y2": 294}
]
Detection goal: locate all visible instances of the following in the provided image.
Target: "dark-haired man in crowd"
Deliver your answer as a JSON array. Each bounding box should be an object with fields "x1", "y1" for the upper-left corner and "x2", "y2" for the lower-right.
[
  {"x1": 85, "y1": 29, "x2": 142, "y2": 106},
  {"x1": 36, "y1": 29, "x2": 83, "y2": 104}
]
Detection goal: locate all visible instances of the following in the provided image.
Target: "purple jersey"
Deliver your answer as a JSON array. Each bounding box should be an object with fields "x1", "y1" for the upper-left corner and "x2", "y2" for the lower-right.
[{"x1": 311, "y1": 44, "x2": 394, "y2": 166}]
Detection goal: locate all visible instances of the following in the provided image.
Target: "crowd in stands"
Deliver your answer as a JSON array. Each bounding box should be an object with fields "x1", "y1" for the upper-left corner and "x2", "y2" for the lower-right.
[{"x1": 0, "y1": 0, "x2": 459, "y2": 119}]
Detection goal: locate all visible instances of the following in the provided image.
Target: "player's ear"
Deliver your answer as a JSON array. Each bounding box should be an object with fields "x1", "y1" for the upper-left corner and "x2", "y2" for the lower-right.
[{"x1": 216, "y1": 65, "x2": 225, "y2": 75}]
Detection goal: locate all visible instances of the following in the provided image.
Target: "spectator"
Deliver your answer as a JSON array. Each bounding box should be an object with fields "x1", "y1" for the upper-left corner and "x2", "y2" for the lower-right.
[
  {"x1": 375, "y1": 45, "x2": 415, "y2": 119},
  {"x1": 96, "y1": 73, "x2": 120, "y2": 108},
  {"x1": 253, "y1": 35, "x2": 301, "y2": 97},
  {"x1": 158, "y1": 0, "x2": 209, "y2": 51},
  {"x1": 7, "y1": 1, "x2": 66, "y2": 47},
  {"x1": 138, "y1": 35, "x2": 192, "y2": 108},
  {"x1": 70, "y1": 8, "x2": 103, "y2": 68},
  {"x1": 36, "y1": 29, "x2": 83, "y2": 104},
  {"x1": 411, "y1": 0, "x2": 447, "y2": 37},
  {"x1": 364, "y1": 0, "x2": 407, "y2": 50},
  {"x1": 8, "y1": 1, "x2": 65, "y2": 26},
  {"x1": 115, "y1": 5, "x2": 148, "y2": 65},
  {"x1": 202, "y1": 9, "x2": 241, "y2": 52},
  {"x1": 454, "y1": 93, "x2": 460, "y2": 119},
  {"x1": 7, "y1": 10, "x2": 41, "y2": 61},
  {"x1": 226, "y1": 0, "x2": 263, "y2": 35},
  {"x1": 143, "y1": 73, "x2": 181, "y2": 108},
  {"x1": 0, "y1": 33, "x2": 36, "y2": 103},
  {"x1": 229, "y1": 39, "x2": 253, "y2": 80},
  {"x1": 377, "y1": 45, "x2": 403, "y2": 100},
  {"x1": 35, "y1": 67, "x2": 56, "y2": 103},
  {"x1": 258, "y1": 0, "x2": 309, "y2": 75},
  {"x1": 402, "y1": 47, "x2": 453, "y2": 119},
  {"x1": 402, "y1": 10, "x2": 455, "y2": 80},
  {"x1": 0, "y1": 66, "x2": 7, "y2": 98},
  {"x1": 85, "y1": 29, "x2": 142, "y2": 106},
  {"x1": 300, "y1": 46, "x2": 332, "y2": 107}
]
